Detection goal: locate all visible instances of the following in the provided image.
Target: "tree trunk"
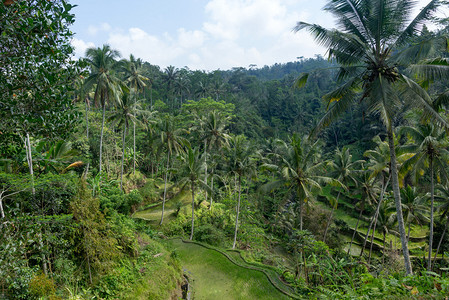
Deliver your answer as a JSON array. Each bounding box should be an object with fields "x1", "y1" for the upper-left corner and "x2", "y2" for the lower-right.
[
  {"x1": 232, "y1": 175, "x2": 242, "y2": 249},
  {"x1": 0, "y1": 195, "x2": 4, "y2": 219},
  {"x1": 209, "y1": 175, "x2": 214, "y2": 210},
  {"x1": 85, "y1": 98, "x2": 89, "y2": 140},
  {"x1": 387, "y1": 126, "x2": 413, "y2": 275},
  {"x1": 368, "y1": 210, "x2": 379, "y2": 266},
  {"x1": 133, "y1": 121, "x2": 136, "y2": 175},
  {"x1": 428, "y1": 157, "x2": 435, "y2": 271},
  {"x1": 433, "y1": 215, "x2": 449, "y2": 267},
  {"x1": 323, "y1": 191, "x2": 340, "y2": 242},
  {"x1": 204, "y1": 141, "x2": 208, "y2": 203},
  {"x1": 25, "y1": 133, "x2": 35, "y2": 195},
  {"x1": 133, "y1": 91, "x2": 137, "y2": 175},
  {"x1": 382, "y1": 231, "x2": 386, "y2": 267},
  {"x1": 299, "y1": 190, "x2": 303, "y2": 231},
  {"x1": 190, "y1": 181, "x2": 195, "y2": 240},
  {"x1": 361, "y1": 175, "x2": 389, "y2": 256},
  {"x1": 99, "y1": 103, "x2": 106, "y2": 174},
  {"x1": 407, "y1": 222, "x2": 411, "y2": 243},
  {"x1": 120, "y1": 124, "x2": 127, "y2": 191},
  {"x1": 160, "y1": 153, "x2": 170, "y2": 225},
  {"x1": 348, "y1": 208, "x2": 364, "y2": 254}
]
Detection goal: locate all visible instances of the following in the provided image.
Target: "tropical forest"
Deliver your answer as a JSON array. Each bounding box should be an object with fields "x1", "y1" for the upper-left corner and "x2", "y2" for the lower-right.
[{"x1": 2, "y1": 0, "x2": 449, "y2": 299}]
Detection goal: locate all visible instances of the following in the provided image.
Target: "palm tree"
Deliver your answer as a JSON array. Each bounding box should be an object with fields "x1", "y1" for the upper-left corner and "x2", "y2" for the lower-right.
[
  {"x1": 176, "y1": 146, "x2": 207, "y2": 240},
  {"x1": 400, "y1": 123, "x2": 449, "y2": 270},
  {"x1": 199, "y1": 110, "x2": 231, "y2": 208},
  {"x1": 399, "y1": 186, "x2": 429, "y2": 242},
  {"x1": 109, "y1": 89, "x2": 139, "y2": 191},
  {"x1": 261, "y1": 134, "x2": 342, "y2": 231},
  {"x1": 347, "y1": 169, "x2": 379, "y2": 255},
  {"x1": 163, "y1": 66, "x2": 179, "y2": 108},
  {"x1": 323, "y1": 147, "x2": 362, "y2": 242},
  {"x1": 175, "y1": 72, "x2": 191, "y2": 108},
  {"x1": 158, "y1": 116, "x2": 187, "y2": 225},
  {"x1": 120, "y1": 54, "x2": 149, "y2": 175},
  {"x1": 296, "y1": 0, "x2": 449, "y2": 275},
  {"x1": 84, "y1": 45, "x2": 122, "y2": 175},
  {"x1": 374, "y1": 200, "x2": 397, "y2": 267},
  {"x1": 225, "y1": 135, "x2": 258, "y2": 249},
  {"x1": 433, "y1": 183, "x2": 449, "y2": 266}
]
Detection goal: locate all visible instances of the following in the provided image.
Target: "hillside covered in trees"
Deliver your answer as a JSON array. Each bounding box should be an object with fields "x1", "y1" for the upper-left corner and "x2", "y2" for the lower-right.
[{"x1": 2, "y1": 0, "x2": 449, "y2": 299}]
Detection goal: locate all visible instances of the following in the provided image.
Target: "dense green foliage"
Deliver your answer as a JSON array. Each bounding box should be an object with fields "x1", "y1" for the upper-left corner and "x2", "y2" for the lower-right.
[{"x1": 2, "y1": 0, "x2": 449, "y2": 299}]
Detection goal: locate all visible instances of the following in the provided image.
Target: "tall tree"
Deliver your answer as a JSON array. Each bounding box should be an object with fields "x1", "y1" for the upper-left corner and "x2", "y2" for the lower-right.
[
  {"x1": 225, "y1": 135, "x2": 258, "y2": 249},
  {"x1": 176, "y1": 146, "x2": 207, "y2": 240},
  {"x1": 400, "y1": 123, "x2": 449, "y2": 270},
  {"x1": 84, "y1": 45, "x2": 122, "y2": 175},
  {"x1": 157, "y1": 116, "x2": 187, "y2": 224},
  {"x1": 109, "y1": 89, "x2": 139, "y2": 191},
  {"x1": 323, "y1": 147, "x2": 361, "y2": 242},
  {"x1": 120, "y1": 54, "x2": 149, "y2": 175},
  {"x1": 261, "y1": 134, "x2": 341, "y2": 231},
  {"x1": 295, "y1": 0, "x2": 448, "y2": 274}
]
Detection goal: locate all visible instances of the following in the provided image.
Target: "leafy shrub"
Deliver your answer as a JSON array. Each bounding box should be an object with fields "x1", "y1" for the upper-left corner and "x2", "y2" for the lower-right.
[
  {"x1": 194, "y1": 224, "x2": 226, "y2": 246},
  {"x1": 29, "y1": 272, "x2": 56, "y2": 299},
  {"x1": 6, "y1": 266, "x2": 37, "y2": 300}
]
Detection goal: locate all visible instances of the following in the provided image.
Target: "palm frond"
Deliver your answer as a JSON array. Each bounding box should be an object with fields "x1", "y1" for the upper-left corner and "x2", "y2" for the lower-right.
[{"x1": 394, "y1": 0, "x2": 442, "y2": 47}]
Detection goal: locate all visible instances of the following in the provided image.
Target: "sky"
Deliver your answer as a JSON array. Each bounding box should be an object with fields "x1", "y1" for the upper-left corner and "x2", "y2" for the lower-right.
[{"x1": 70, "y1": 0, "x2": 447, "y2": 71}]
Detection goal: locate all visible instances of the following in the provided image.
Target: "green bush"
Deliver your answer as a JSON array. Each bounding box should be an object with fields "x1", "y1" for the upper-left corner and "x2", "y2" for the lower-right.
[
  {"x1": 29, "y1": 272, "x2": 56, "y2": 299},
  {"x1": 194, "y1": 224, "x2": 226, "y2": 246}
]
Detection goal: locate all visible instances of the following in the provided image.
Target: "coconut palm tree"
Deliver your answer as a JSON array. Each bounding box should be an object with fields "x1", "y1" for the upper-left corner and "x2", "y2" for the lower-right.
[
  {"x1": 347, "y1": 169, "x2": 380, "y2": 255},
  {"x1": 323, "y1": 147, "x2": 362, "y2": 242},
  {"x1": 296, "y1": 0, "x2": 449, "y2": 275},
  {"x1": 199, "y1": 110, "x2": 231, "y2": 207},
  {"x1": 433, "y1": 183, "x2": 449, "y2": 267},
  {"x1": 261, "y1": 134, "x2": 342, "y2": 231},
  {"x1": 400, "y1": 123, "x2": 449, "y2": 270},
  {"x1": 120, "y1": 54, "x2": 149, "y2": 175},
  {"x1": 374, "y1": 200, "x2": 397, "y2": 267},
  {"x1": 163, "y1": 65, "x2": 179, "y2": 108},
  {"x1": 399, "y1": 186, "x2": 429, "y2": 242},
  {"x1": 225, "y1": 135, "x2": 258, "y2": 249},
  {"x1": 158, "y1": 116, "x2": 187, "y2": 225},
  {"x1": 108, "y1": 89, "x2": 139, "y2": 191},
  {"x1": 84, "y1": 44, "x2": 122, "y2": 175},
  {"x1": 176, "y1": 145, "x2": 207, "y2": 240}
]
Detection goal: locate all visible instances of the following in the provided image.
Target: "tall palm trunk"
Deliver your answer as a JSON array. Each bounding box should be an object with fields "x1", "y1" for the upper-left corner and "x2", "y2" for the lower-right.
[
  {"x1": 190, "y1": 180, "x2": 195, "y2": 240},
  {"x1": 361, "y1": 175, "x2": 389, "y2": 256},
  {"x1": 25, "y1": 132, "x2": 35, "y2": 195},
  {"x1": 204, "y1": 141, "x2": 208, "y2": 203},
  {"x1": 433, "y1": 215, "x2": 449, "y2": 267},
  {"x1": 133, "y1": 90, "x2": 137, "y2": 175},
  {"x1": 120, "y1": 124, "x2": 127, "y2": 191},
  {"x1": 368, "y1": 210, "x2": 379, "y2": 266},
  {"x1": 232, "y1": 175, "x2": 242, "y2": 249},
  {"x1": 428, "y1": 157, "x2": 435, "y2": 271},
  {"x1": 160, "y1": 153, "x2": 170, "y2": 225},
  {"x1": 133, "y1": 122, "x2": 136, "y2": 175},
  {"x1": 85, "y1": 98, "x2": 89, "y2": 139},
  {"x1": 209, "y1": 175, "x2": 214, "y2": 210},
  {"x1": 382, "y1": 231, "x2": 387, "y2": 267},
  {"x1": 348, "y1": 208, "x2": 364, "y2": 254},
  {"x1": 323, "y1": 191, "x2": 340, "y2": 242},
  {"x1": 387, "y1": 126, "x2": 413, "y2": 275},
  {"x1": 99, "y1": 101, "x2": 106, "y2": 174}
]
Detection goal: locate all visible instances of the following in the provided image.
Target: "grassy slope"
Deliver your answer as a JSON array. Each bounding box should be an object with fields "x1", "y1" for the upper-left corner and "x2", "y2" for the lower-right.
[{"x1": 165, "y1": 239, "x2": 291, "y2": 300}]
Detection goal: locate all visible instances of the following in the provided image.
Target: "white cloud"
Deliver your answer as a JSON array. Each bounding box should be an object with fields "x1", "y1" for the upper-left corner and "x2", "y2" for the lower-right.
[
  {"x1": 71, "y1": 38, "x2": 95, "y2": 58},
  {"x1": 71, "y1": 1, "x2": 333, "y2": 70}
]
